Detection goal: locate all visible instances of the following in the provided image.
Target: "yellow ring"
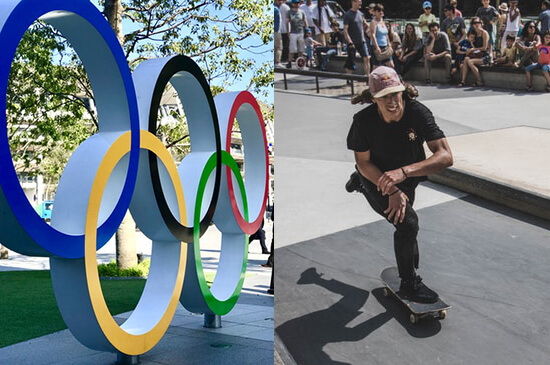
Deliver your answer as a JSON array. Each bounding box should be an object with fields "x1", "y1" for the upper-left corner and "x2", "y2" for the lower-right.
[{"x1": 84, "y1": 130, "x2": 187, "y2": 355}]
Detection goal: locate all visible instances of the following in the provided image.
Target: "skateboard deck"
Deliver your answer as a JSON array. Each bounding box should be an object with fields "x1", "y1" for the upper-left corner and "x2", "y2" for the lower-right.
[{"x1": 381, "y1": 267, "x2": 451, "y2": 324}]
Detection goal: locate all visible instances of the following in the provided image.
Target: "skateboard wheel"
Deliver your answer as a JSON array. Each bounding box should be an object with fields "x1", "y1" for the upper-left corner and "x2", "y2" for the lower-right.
[
  {"x1": 439, "y1": 310, "x2": 447, "y2": 320},
  {"x1": 409, "y1": 314, "x2": 418, "y2": 324},
  {"x1": 383, "y1": 287, "x2": 390, "y2": 297}
]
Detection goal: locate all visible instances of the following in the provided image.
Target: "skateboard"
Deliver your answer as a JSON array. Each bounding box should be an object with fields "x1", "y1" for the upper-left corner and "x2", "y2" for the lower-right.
[{"x1": 381, "y1": 267, "x2": 451, "y2": 324}]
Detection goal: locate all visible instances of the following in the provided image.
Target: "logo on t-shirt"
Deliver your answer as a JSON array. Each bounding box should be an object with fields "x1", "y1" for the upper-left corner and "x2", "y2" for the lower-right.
[{"x1": 407, "y1": 128, "x2": 417, "y2": 142}]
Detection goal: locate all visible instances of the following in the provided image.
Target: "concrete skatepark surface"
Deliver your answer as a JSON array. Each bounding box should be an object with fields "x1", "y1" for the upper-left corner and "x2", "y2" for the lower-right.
[{"x1": 274, "y1": 82, "x2": 550, "y2": 364}]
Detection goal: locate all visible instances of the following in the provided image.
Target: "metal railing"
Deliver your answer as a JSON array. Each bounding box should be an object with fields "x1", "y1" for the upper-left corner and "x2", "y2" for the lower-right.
[{"x1": 275, "y1": 66, "x2": 368, "y2": 95}]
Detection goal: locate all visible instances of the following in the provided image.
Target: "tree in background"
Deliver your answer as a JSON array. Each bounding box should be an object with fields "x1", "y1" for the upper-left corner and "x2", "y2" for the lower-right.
[
  {"x1": 7, "y1": 0, "x2": 273, "y2": 269},
  {"x1": 7, "y1": 24, "x2": 96, "y2": 186},
  {"x1": 103, "y1": 0, "x2": 273, "y2": 97}
]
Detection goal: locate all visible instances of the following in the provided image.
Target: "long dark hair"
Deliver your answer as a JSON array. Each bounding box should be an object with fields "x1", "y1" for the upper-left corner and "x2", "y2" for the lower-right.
[
  {"x1": 402, "y1": 23, "x2": 418, "y2": 51},
  {"x1": 521, "y1": 21, "x2": 540, "y2": 40},
  {"x1": 351, "y1": 83, "x2": 419, "y2": 105}
]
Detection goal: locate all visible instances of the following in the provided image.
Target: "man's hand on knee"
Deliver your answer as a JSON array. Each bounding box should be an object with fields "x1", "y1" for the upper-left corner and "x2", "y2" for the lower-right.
[{"x1": 384, "y1": 190, "x2": 409, "y2": 225}]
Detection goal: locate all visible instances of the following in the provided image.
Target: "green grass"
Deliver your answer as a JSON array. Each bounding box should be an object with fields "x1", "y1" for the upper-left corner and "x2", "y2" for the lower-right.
[
  {"x1": 97, "y1": 259, "x2": 150, "y2": 277},
  {"x1": 0, "y1": 270, "x2": 145, "y2": 348}
]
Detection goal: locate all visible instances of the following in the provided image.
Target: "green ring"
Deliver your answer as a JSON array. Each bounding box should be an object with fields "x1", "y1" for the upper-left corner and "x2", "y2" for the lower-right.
[{"x1": 194, "y1": 151, "x2": 249, "y2": 314}]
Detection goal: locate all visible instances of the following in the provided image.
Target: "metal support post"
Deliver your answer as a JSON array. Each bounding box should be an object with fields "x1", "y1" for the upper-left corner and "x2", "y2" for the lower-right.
[{"x1": 204, "y1": 313, "x2": 222, "y2": 328}]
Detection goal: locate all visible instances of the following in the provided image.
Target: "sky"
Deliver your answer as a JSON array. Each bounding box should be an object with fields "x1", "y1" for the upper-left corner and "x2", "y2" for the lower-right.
[{"x1": 90, "y1": 0, "x2": 273, "y2": 105}]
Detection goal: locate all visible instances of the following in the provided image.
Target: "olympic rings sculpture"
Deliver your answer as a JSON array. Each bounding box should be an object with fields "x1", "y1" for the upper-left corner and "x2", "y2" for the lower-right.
[{"x1": 0, "y1": 0, "x2": 268, "y2": 355}]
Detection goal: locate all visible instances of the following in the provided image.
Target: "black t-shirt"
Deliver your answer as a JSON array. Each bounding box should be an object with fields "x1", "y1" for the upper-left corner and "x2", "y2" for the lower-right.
[
  {"x1": 329, "y1": 31, "x2": 345, "y2": 46},
  {"x1": 346, "y1": 99, "x2": 445, "y2": 189}
]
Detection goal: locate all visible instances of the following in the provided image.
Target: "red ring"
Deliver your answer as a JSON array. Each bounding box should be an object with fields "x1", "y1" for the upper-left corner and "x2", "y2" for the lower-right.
[{"x1": 225, "y1": 91, "x2": 269, "y2": 234}]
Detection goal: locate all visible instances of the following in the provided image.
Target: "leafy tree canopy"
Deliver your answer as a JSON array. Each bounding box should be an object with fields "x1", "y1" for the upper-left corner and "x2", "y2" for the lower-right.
[{"x1": 7, "y1": 0, "x2": 273, "y2": 188}]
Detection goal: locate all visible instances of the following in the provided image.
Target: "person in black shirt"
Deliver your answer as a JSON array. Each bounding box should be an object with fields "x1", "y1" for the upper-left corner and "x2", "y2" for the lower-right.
[
  {"x1": 345, "y1": 66, "x2": 453, "y2": 303},
  {"x1": 315, "y1": 21, "x2": 345, "y2": 70}
]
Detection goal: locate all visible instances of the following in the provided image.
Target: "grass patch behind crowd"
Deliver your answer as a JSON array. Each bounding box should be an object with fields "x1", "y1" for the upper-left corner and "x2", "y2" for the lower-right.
[{"x1": 0, "y1": 270, "x2": 145, "y2": 348}]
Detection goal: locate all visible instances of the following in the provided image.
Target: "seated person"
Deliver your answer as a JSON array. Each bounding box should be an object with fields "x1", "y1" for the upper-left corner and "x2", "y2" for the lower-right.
[
  {"x1": 315, "y1": 21, "x2": 345, "y2": 71},
  {"x1": 452, "y1": 30, "x2": 474, "y2": 76},
  {"x1": 516, "y1": 21, "x2": 541, "y2": 68},
  {"x1": 495, "y1": 34, "x2": 518, "y2": 67},
  {"x1": 424, "y1": 22, "x2": 452, "y2": 84},
  {"x1": 458, "y1": 17, "x2": 489, "y2": 87},
  {"x1": 524, "y1": 31, "x2": 550, "y2": 92},
  {"x1": 394, "y1": 23, "x2": 423, "y2": 77}
]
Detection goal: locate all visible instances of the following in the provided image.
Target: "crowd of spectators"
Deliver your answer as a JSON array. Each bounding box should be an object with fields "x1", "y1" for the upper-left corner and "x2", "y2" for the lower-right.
[{"x1": 274, "y1": 0, "x2": 550, "y2": 92}]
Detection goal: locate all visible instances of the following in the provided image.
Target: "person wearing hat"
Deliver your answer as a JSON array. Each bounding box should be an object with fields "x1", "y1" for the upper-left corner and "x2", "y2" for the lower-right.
[
  {"x1": 286, "y1": 0, "x2": 309, "y2": 69},
  {"x1": 496, "y1": 2, "x2": 509, "y2": 55},
  {"x1": 368, "y1": 3, "x2": 376, "y2": 19},
  {"x1": 346, "y1": 66, "x2": 453, "y2": 304},
  {"x1": 305, "y1": 27, "x2": 322, "y2": 67},
  {"x1": 501, "y1": 0, "x2": 521, "y2": 52},
  {"x1": 419, "y1": 1, "x2": 437, "y2": 51}
]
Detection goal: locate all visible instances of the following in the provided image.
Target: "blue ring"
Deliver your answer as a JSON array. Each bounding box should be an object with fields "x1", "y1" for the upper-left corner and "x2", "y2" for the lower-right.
[{"x1": 0, "y1": 0, "x2": 139, "y2": 258}]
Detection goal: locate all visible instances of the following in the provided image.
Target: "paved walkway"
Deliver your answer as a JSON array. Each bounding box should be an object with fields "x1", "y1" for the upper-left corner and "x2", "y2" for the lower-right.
[
  {"x1": 274, "y1": 81, "x2": 550, "y2": 364},
  {"x1": 0, "y1": 222, "x2": 274, "y2": 364}
]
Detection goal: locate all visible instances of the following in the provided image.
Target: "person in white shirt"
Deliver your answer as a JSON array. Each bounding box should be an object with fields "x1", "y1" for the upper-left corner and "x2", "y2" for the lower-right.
[
  {"x1": 501, "y1": 0, "x2": 521, "y2": 51},
  {"x1": 300, "y1": 0, "x2": 317, "y2": 36},
  {"x1": 312, "y1": 0, "x2": 335, "y2": 46}
]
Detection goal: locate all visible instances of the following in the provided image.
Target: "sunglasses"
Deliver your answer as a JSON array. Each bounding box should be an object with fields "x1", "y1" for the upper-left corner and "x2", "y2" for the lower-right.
[{"x1": 528, "y1": 26, "x2": 535, "y2": 29}]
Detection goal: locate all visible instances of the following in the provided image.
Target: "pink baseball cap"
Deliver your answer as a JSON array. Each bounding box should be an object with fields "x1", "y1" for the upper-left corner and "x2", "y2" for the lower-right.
[{"x1": 368, "y1": 66, "x2": 405, "y2": 98}]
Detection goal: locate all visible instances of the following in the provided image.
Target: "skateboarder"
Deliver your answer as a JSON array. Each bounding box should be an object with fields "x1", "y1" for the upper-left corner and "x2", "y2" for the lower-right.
[{"x1": 346, "y1": 66, "x2": 453, "y2": 304}]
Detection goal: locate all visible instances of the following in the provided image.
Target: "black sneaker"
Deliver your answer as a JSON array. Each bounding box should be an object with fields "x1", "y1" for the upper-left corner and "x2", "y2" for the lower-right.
[
  {"x1": 399, "y1": 275, "x2": 439, "y2": 304},
  {"x1": 345, "y1": 171, "x2": 361, "y2": 193}
]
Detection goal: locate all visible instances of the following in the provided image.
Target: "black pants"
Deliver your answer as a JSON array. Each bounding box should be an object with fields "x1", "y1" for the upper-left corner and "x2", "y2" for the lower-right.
[
  {"x1": 250, "y1": 227, "x2": 268, "y2": 252},
  {"x1": 357, "y1": 171, "x2": 419, "y2": 281},
  {"x1": 395, "y1": 52, "x2": 422, "y2": 77},
  {"x1": 282, "y1": 33, "x2": 290, "y2": 63}
]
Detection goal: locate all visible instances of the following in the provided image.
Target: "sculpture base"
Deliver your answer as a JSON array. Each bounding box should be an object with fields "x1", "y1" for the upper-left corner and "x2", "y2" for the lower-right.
[
  {"x1": 117, "y1": 353, "x2": 140, "y2": 365},
  {"x1": 204, "y1": 313, "x2": 222, "y2": 328}
]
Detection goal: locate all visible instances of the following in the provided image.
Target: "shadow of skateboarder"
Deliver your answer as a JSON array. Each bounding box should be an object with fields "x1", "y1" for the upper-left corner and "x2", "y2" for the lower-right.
[{"x1": 276, "y1": 267, "x2": 392, "y2": 364}]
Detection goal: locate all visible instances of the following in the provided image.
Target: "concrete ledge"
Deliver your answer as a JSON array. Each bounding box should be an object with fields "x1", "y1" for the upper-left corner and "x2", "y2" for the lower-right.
[
  {"x1": 324, "y1": 55, "x2": 549, "y2": 91},
  {"x1": 429, "y1": 168, "x2": 550, "y2": 221}
]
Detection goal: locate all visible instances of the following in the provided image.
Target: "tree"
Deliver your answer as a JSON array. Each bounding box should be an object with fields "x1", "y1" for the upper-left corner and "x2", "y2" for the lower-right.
[
  {"x1": 102, "y1": 0, "x2": 273, "y2": 97},
  {"x1": 102, "y1": 0, "x2": 273, "y2": 270},
  {"x1": 104, "y1": 0, "x2": 136, "y2": 270},
  {"x1": 7, "y1": 0, "x2": 273, "y2": 268},
  {"x1": 7, "y1": 23, "x2": 96, "y2": 185}
]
